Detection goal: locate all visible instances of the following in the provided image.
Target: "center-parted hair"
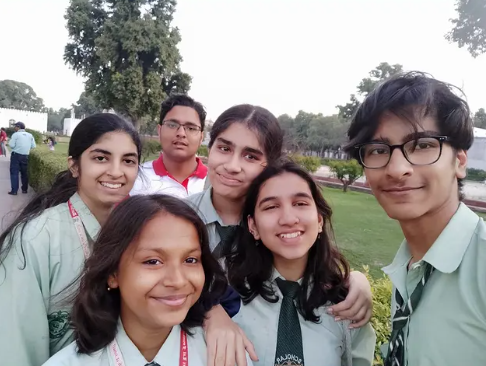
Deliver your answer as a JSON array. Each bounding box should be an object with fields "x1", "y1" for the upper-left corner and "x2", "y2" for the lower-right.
[
  {"x1": 208, "y1": 104, "x2": 284, "y2": 164},
  {"x1": 71, "y1": 194, "x2": 227, "y2": 354},
  {"x1": 224, "y1": 159, "x2": 349, "y2": 322}
]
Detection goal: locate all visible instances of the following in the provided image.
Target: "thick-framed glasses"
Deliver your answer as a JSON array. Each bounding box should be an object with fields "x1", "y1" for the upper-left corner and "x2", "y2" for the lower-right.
[
  {"x1": 161, "y1": 120, "x2": 202, "y2": 135},
  {"x1": 355, "y1": 136, "x2": 451, "y2": 169}
]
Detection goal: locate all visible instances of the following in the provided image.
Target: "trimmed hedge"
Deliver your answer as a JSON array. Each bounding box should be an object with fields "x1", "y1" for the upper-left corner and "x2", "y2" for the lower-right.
[
  {"x1": 5, "y1": 127, "x2": 44, "y2": 144},
  {"x1": 28, "y1": 148, "x2": 67, "y2": 192},
  {"x1": 364, "y1": 266, "x2": 392, "y2": 365},
  {"x1": 289, "y1": 154, "x2": 322, "y2": 173}
]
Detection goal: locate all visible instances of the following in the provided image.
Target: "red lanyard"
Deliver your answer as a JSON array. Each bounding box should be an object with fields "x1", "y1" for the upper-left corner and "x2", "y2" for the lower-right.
[
  {"x1": 67, "y1": 200, "x2": 90, "y2": 259},
  {"x1": 109, "y1": 328, "x2": 188, "y2": 366}
]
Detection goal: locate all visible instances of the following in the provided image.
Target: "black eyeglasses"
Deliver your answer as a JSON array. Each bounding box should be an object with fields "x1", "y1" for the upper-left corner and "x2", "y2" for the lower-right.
[
  {"x1": 354, "y1": 136, "x2": 451, "y2": 169},
  {"x1": 161, "y1": 120, "x2": 202, "y2": 135}
]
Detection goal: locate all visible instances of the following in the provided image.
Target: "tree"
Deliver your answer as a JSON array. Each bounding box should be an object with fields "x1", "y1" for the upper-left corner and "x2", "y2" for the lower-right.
[
  {"x1": 446, "y1": 0, "x2": 486, "y2": 58},
  {"x1": 337, "y1": 62, "x2": 403, "y2": 120},
  {"x1": 328, "y1": 160, "x2": 363, "y2": 192},
  {"x1": 64, "y1": 0, "x2": 192, "y2": 130},
  {"x1": 74, "y1": 91, "x2": 99, "y2": 118},
  {"x1": 47, "y1": 107, "x2": 71, "y2": 132},
  {"x1": 0, "y1": 80, "x2": 46, "y2": 112},
  {"x1": 474, "y1": 108, "x2": 486, "y2": 129}
]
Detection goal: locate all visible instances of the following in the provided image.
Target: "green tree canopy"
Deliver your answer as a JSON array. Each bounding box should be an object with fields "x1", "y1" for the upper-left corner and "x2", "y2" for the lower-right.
[
  {"x1": 446, "y1": 0, "x2": 486, "y2": 58},
  {"x1": 474, "y1": 108, "x2": 486, "y2": 129},
  {"x1": 74, "y1": 91, "x2": 100, "y2": 117},
  {"x1": 0, "y1": 80, "x2": 46, "y2": 112},
  {"x1": 64, "y1": 0, "x2": 192, "y2": 129},
  {"x1": 337, "y1": 62, "x2": 403, "y2": 120}
]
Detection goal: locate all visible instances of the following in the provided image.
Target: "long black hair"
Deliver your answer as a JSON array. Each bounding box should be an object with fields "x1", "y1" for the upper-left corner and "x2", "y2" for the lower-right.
[
  {"x1": 71, "y1": 194, "x2": 227, "y2": 354},
  {"x1": 225, "y1": 159, "x2": 349, "y2": 322},
  {"x1": 0, "y1": 113, "x2": 142, "y2": 267}
]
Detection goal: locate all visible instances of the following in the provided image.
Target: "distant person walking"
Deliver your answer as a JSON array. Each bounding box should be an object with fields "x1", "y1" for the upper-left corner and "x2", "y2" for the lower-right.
[
  {"x1": 8, "y1": 122, "x2": 36, "y2": 195},
  {"x1": 0, "y1": 127, "x2": 7, "y2": 156}
]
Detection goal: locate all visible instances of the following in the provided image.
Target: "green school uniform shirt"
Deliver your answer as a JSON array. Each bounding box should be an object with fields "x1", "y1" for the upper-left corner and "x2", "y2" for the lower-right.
[
  {"x1": 0, "y1": 193, "x2": 100, "y2": 366},
  {"x1": 382, "y1": 203, "x2": 486, "y2": 366}
]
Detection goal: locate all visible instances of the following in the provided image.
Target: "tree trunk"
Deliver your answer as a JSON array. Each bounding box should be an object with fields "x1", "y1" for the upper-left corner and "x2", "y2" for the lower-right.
[{"x1": 343, "y1": 183, "x2": 348, "y2": 192}]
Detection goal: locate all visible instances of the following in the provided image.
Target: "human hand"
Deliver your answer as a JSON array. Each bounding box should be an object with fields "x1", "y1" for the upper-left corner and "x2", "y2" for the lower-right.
[
  {"x1": 204, "y1": 305, "x2": 258, "y2": 366},
  {"x1": 327, "y1": 270, "x2": 372, "y2": 328}
]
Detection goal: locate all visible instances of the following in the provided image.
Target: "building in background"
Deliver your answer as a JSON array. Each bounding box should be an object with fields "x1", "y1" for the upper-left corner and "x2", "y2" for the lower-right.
[
  {"x1": 0, "y1": 108, "x2": 48, "y2": 132},
  {"x1": 468, "y1": 127, "x2": 486, "y2": 171},
  {"x1": 62, "y1": 108, "x2": 82, "y2": 136}
]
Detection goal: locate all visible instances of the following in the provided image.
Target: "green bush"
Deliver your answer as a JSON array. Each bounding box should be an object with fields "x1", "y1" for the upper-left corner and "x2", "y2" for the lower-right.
[
  {"x1": 363, "y1": 266, "x2": 392, "y2": 365},
  {"x1": 141, "y1": 139, "x2": 161, "y2": 162},
  {"x1": 466, "y1": 168, "x2": 486, "y2": 182},
  {"x1": 321, "y1": 157, "x2": 341, "y2": 166},
  {"x1": 328, "y1": 159, "x2": 363, "y2": 192},
  {"x1": 5, "y1": 127, "x2": 44, "y2": 144},
  {"x1": 28, "y1": 149, "x2": 67, "y2": 192},
  {"x1": 197, "y1": 145, "x2": 209, "y2": 157},
  {"x1": 289, "y1": 154, "x2": 322, "y2": 173}
]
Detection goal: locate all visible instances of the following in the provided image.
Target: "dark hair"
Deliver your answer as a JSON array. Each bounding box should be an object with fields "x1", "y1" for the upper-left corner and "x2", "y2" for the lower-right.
[
  {"x1": 159, "y1": 94, "x2": 207, "y2": 131},
  {"x1": 208, "y1": 104, "x2": 284, "y2": 164},
  {"x1": 1, "y1": 127, "x2": 5, "y2": 131},
  {"x1": 0, "y1": 113, "x2": 142, "y2": 267},
  {"x1": 344, "y1": 71, "x2": 474, "y2": 198},
  {"x1": 225, "y1": 159, "x2": 349, "y2": 322},
  {"x1": 72, "y1": 194, "x2": 227, "y2": 354}
]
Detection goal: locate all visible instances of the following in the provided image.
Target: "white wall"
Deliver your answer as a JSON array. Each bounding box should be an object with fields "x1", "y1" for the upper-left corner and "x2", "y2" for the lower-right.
[
  {"x1": 63, "y1": 117, "x2": 82, "y2": 136},
  {"x1": 0, "y1": 108, "x2": 48, "y2": 132}
]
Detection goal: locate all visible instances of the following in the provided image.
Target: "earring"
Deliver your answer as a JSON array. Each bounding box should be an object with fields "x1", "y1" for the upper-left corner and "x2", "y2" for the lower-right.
[
  {"x1": 255, "y1": 240, "x2": 260, "y2": 246},
  {"x1": 107, "y1": 286, "x2": 111, "y2": 291}
]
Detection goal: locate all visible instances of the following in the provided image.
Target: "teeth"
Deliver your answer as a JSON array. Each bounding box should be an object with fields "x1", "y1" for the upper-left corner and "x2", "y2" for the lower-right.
[
  {"x1": 101, "y1": 182, "x2": 122, "y2": 189},
  {"x1": 280, "y1": 232, "x2": 301, "y2": 239}
]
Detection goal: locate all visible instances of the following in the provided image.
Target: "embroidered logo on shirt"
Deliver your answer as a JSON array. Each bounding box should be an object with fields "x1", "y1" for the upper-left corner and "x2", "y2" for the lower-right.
[
  {"x1": 275, "y1": 354, "x2": 303, "y2": 366},
  {"x1": 48, "y1": 310, "x2": 70, "y2": 339}
]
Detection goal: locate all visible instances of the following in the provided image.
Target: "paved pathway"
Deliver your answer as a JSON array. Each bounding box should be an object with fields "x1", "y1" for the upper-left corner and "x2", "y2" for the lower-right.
[{"x1": 0, "y1": 151, "x2": 34, "y2": 231}]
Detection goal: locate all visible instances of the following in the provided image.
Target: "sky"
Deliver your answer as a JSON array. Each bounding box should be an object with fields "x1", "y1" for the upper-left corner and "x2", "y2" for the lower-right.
[{"x1": 0, "y1": 0, "x2": 484, "y2": 121}]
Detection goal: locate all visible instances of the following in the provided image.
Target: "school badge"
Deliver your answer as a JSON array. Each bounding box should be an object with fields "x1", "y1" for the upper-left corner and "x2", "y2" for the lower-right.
[{"x1": 48, "y1": 310, "x2": 70, "y2": 339}]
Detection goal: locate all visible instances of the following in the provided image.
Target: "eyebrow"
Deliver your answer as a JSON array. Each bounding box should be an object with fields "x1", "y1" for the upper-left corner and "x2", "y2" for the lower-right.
[
  {"x1": 258, "y1": 192, "x2": 313, "y2": 208},
  {"x1": 216, "y1": 137, "x2": 264, "y2": 156},
  {"x1": 89, "y1": 148, "x2": 138, "y2": 158},
  {"x1": 370, "y1": 130, "x2": 441, "y2": 144},
  {"x1": 136, "y1": 247, "x2": 202, "y2": 255}
]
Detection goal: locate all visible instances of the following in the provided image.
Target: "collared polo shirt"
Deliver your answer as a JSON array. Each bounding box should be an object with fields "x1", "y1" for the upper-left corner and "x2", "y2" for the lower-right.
[
  {"x1": 8, "y1": 129, "x2": 36, "y2": 155},
  {"x1": 42, "y1": 320, "x2": 249, "y2": 366},
  {"x1": 382, "y1": 203, "x2": 486, "y2": 366},
  {"x1": 0, "y1": 193, "x2": 101, "y2": 366},
  {"x1": 130, "y1": 154, "x2": 207, "y2": 198},
  {"x1": 232, "y1": 269, "x2": 376, "y2": 366}
]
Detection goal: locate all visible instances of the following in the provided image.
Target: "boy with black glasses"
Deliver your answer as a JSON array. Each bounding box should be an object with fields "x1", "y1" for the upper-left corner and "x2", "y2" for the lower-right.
[{"x1": 345, "y1": 72, "x2": 486, "y2": 366}]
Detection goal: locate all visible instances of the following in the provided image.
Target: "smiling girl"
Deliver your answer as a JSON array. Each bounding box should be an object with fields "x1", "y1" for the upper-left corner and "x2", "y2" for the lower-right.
[
  {"x1": 187, "y1": 105, "x2": 373, "y2": 366},
  {"x1": 0, "y1": 113, "x2": 141, "y2": 366},
  {"x1": 226, "y1": 159, "x2": 376, "y2": 366},
  {"x1": 42, "y1": 194, "x2": 250, "y2": 366}
]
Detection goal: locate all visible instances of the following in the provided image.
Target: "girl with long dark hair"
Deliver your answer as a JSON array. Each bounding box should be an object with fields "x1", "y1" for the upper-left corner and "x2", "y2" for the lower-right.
[
  {"x1": 226, "y1": 160, "x2": 376, "y2": 366},
  {"x1": 0, "y1": 113, "x2": 142, "y2": 366},
  {"x1": 187, "y1": 105, "x2": 373, "y2": 366},
  {"x1": 43, "y1": 194, "x2": 242, "y2": 366}
]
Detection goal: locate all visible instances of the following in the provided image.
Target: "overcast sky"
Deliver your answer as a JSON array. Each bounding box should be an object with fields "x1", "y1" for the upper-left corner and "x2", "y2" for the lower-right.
[{"x1": 0, "y1": 0, "x2": 484, "y2": 120}]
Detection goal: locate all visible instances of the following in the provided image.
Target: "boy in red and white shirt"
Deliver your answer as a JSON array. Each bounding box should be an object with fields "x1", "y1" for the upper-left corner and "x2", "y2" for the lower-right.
[{"x1": 130, "y1": 94, "x2": 207, "y2": 198}]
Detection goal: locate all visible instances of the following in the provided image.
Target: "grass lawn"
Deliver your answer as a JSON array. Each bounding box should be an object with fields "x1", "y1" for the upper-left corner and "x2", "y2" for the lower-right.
[{"x1": 322, "y1": 187, "x2": 403, "y2": 278}]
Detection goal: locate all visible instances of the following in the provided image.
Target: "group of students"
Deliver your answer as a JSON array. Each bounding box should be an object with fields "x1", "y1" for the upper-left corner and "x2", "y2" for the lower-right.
[{"x1": 0, "y1": 70, "x2": 485, "y2": 366}]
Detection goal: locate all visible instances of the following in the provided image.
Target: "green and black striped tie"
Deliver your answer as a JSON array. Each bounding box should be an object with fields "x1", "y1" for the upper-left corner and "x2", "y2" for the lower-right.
[{"x1": 385, "y1": 262, "x2": 434, "y2": 366}]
